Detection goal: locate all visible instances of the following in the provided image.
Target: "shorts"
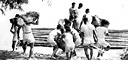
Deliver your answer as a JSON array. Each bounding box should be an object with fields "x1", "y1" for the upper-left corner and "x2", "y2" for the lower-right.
[
  {"x1": 83, "y1": 37, "x2": 95, "y2": 46},
  {"x1": 23, "y1": 32, "x2": 35, "y2": 43},
  {"x1": 98, "y1": 37, "x2": 110, "y2": 47},
  {"x1": 65, "y1": 43, "x2": 75, "y2": 53}
]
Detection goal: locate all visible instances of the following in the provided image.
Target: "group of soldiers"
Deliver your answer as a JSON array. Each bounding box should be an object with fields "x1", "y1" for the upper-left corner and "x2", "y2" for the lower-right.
[{"x1": 48, "y1": 2, "x2": 111, "y2": 60}]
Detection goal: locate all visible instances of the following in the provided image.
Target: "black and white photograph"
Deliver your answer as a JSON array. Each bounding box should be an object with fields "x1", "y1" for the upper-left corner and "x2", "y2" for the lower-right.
[{"x1": 0, "y1": 0, "x2": 128, "y2": 60}]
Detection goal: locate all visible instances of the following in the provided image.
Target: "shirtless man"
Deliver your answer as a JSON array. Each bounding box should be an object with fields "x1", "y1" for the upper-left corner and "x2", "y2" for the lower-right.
[
  {"x1": 69, "y1": 2, "x2": 76, "y2": 21},
  {"x1": 75, "y1": 3, "x2": 84, "y2": 31},
  {"x1": 17, "y1": 14, "x2": 38, "y2": 59},
  {"x1": 10, "y1": 14, "x2": 22, "y2": 51}
]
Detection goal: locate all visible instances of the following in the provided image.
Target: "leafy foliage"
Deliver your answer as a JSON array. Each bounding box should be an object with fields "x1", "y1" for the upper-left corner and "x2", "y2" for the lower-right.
[{"x1": 0, "y1": 0, "x2": 28, "y2": 15}]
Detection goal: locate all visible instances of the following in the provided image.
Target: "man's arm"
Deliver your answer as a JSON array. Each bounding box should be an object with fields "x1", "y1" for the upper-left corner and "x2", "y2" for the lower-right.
[
  {"x1": 72, "y1": 29, "x2": 82, "y2": 46},
  {"x1": 105, "y1": 28, "x2": 109, "y2": 36},
  {"x1": 17, "y1": 26, "x2": 21, "y2": 39},
  {"x1": 79, "y1": 15, "x2": 86, "y2": 29},
  {"x1": 105, "y1": 33, "x2": 109, "y2": 36},
  {"x1": 10, "y1": 24, "x2": 14, "y2": 34},
  {"x1": 93, "y1": 30, "x2": 98, "y2": 43},
  {"x1": 31, "y1": 19, "x2": 39, "y2": 25},
  {"x1": 79, "y1": 19, "x2": 83, "y2": 29}
]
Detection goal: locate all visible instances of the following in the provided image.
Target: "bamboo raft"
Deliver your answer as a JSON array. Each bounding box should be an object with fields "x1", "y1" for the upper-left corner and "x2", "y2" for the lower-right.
[{"x1": 32, "y1": 28, "x2": 128, "y2": 49}]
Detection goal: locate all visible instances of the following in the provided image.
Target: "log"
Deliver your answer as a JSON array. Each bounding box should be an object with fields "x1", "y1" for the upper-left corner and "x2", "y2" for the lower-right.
[{"x1": 31, "y1": 28, "x2": 128, "y2": 49}]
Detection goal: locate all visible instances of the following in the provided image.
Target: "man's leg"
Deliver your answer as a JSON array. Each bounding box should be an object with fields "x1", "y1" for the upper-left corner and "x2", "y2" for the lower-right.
[
  {"x1": 66, "y1": 52, "x2": 72, "y2": 60},
  {"x1": 79, "y1": 32, "x2": 84, "y2": 45},
  {"x1": 22, "y1": 41, "x2": 27, "y2": 54},
  {"x1": 84, "y1": 46, "x2": 90, "y2": 60},
  {"x1": 29, "y1": 43, "x2": 34, "y2": 58},
  {"x1": 71, "y1": 49, "x2": 76, "y2": 57},
  {"x1": 12, "y1": 41, "x2": 16, "y2": 51},
  {"x1": 90, "y1": 47, "x2": 93, "y2": 60},
  {"x1": 15, "y1": 40, "x2": 20, "y2": 50},
  {"x1": 97, "y1": 46, "x2": 104, "y2": 57},
  {"x1": 97, "y1": 50, "x2": 101, "y2": 57},
  {"x1": 52, "y1": 45, "x2": 59, "y2": 57}
]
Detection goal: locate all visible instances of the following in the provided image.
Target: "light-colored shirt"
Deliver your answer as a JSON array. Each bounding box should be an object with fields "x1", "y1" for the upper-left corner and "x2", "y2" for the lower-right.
[
  {"x1": 96, "y1": 26, "x2": 108, "y2": 38},
  {"x1": 81, "y1": 23, "x2": 95, "y2": 44},
  {"x1": 48, "y1": 29, "x2": 61, "y2": 39},
  {"x1": 58, "y1": 19, "x2": 65, "y2": 26},
  {"x1": 69, "y1": 7, "x2": 75, "y2": 15},
  {"x1": 75, "y1": 9, "x2": 84, "y2": 27},
  {"x1": 86, "y1": 13, "x2": 92, "y2": 24},
  {"x1": 64, "y1": 32, "x2": 75, "y2": 53},
  {"x1": 71, "y1": 28, "x2": 81, "y2": 46},
  {"x1": 64, "y1": 32, "x2": 74, "y2": 44},
  {"x1": 81, "y1": 23, "x2": 95, "y2": 38},
  {"x1": 47, "y1": 29, "x2": 61, "y2": 46},
  {"x1": 96, "y1": 26, "x2": 110, "y2": 47}
]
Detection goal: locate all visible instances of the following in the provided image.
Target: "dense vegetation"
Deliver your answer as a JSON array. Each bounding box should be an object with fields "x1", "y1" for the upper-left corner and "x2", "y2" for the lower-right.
[{"x1": 0, "y1": 0, "x2": 28, "y2": 15}]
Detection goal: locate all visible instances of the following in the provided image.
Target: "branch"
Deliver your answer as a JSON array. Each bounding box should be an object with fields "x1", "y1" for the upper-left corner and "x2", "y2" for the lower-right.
[{"x1": 0, "y1": 8, "x2": 5, "y2": 15}]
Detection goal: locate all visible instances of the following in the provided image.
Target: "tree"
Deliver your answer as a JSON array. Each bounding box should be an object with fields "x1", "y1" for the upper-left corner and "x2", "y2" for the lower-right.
[{"x1": 0, "y1": 0, "x2": 28, "y2": 15}]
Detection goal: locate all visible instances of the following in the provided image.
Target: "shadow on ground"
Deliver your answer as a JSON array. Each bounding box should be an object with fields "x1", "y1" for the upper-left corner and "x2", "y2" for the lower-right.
[
  {"x1": 0, "y1": 50, "x2": 27, "y2": 60},
  {"x1": 0, "y1": 50, "x2": 66, "y2": 60}
]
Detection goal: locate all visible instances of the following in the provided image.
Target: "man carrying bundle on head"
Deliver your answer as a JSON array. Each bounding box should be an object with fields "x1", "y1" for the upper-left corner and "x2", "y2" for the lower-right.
[{"x1": 16, "y1": 11, "x2": 39, "y2": 59}]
